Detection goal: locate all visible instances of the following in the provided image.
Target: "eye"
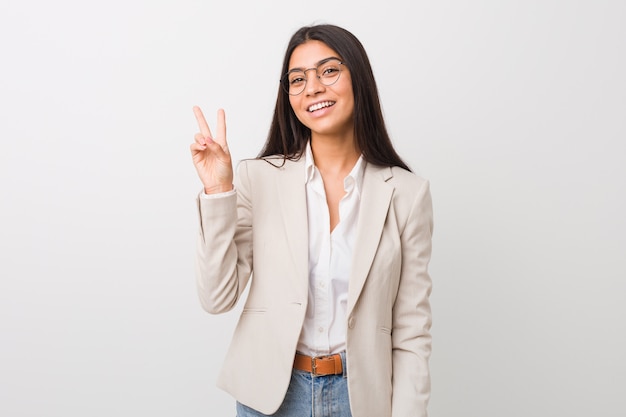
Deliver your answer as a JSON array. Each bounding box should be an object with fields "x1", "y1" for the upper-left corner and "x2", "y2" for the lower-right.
[
  {"x1": 320, "y1": 64, "x2": 340, "y2": 77},
  {"x1": 288, "y1": 72, "x2": 306, "y2": 85}
]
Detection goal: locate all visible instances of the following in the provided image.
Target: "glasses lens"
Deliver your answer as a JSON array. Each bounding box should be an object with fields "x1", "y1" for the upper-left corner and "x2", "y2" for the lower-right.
[
  {"x1": 285, "y1": 71, "x2": 306, "y2": 95},
  {"x1": 318, "y1": 60, "x2": 342, "y2": 86}
]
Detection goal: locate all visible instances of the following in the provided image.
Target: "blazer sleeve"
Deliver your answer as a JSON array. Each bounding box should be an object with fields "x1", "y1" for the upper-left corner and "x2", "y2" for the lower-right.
[
  {"x1": 391, "y1": 179, "x2": 434, "y2": 417},
  {"x1": 195, "y1": 161, "x2": 253, "y2": 314}
]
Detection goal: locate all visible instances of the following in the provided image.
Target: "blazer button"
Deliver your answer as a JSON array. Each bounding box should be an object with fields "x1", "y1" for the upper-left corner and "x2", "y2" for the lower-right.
[{"x1": 348, "y1": 316, "x2": 355, "y2": 329}]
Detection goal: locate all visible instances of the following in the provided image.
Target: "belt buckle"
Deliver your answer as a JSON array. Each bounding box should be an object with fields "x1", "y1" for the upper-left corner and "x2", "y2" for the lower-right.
[{"x1": 311, "y1": 356, "x2": 318, "y2": 375}]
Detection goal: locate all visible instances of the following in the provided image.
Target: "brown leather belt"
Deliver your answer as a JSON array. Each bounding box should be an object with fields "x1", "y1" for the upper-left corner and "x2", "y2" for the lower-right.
[{"x1": 293, "y1": 353, "x2": 343, "y2": 376}]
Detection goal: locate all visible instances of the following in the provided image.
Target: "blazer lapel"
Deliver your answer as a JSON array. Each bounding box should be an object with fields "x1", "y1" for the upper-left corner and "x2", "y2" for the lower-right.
[
  {"x1": 275, "y1": 158, "x2": 309, "y2": 300},
  {"x1": 347, "y1": 163, "x2": 394, "y2": 315}
]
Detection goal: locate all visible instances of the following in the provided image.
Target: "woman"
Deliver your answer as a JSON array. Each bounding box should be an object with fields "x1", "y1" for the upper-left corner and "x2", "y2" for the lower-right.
[{"x1": 190, "y1": 24, "x2": 433, "y2": 417}]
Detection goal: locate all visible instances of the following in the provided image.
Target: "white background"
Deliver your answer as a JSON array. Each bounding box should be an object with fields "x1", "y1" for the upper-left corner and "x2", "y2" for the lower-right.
[{"x1": 1, "y1": 0, "x2": 624, "y2": 416}]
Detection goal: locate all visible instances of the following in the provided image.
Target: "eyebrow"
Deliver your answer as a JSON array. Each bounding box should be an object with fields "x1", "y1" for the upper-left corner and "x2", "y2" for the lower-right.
[{"x1": 287, "y1": 56, "x2": 342, "y2": 73}]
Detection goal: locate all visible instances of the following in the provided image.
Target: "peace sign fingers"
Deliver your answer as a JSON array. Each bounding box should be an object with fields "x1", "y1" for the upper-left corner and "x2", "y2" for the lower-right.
[
  {"x1": 190, "y1": 106, "x2": 233, "y2": 194},
  {"x1": 194, "y1": 106, "x2": 228, "y2": 149}
]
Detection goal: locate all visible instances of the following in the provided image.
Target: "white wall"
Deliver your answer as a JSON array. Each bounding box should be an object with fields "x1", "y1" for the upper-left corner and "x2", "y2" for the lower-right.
[{"x1": 1, "y1": 1, "x2": 624, "y2": 416}]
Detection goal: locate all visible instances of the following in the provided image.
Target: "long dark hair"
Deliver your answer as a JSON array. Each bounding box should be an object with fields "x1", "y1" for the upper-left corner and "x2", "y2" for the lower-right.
[{"x1": 258, "y1": 24, "x2": 411, "y2": 171}]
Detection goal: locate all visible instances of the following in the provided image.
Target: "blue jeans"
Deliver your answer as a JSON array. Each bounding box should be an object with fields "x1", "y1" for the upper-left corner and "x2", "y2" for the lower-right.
[{"x1": 236, "y1": 352, "x2": 352, "y2": 417}]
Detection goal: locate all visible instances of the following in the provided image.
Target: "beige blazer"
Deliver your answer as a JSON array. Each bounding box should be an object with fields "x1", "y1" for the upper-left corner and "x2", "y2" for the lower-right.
[{"x1": 196, "y1": 157, "x2": 433, "y2": 417}]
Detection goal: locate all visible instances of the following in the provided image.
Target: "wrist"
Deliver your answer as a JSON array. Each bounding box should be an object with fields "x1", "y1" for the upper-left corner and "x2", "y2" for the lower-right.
[{"x1": 204, "y1": 184, "x2": 234, "y2": 194}]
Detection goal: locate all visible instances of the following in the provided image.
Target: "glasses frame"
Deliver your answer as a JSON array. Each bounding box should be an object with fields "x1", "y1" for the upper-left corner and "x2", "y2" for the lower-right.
[{"x1": 281, "y1": 57, "x2": 345, "y2": 96}]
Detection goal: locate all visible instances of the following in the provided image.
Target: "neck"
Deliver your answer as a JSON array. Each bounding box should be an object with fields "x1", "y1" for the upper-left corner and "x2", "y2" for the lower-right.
[{"x1": 310, "y1": 133, "x2": 360, "y2": 175}]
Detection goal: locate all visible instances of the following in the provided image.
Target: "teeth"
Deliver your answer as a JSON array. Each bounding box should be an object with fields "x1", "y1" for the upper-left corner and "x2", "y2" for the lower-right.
[{"x1": 308, "y1": 101, "x2": 334, "y2": 112}]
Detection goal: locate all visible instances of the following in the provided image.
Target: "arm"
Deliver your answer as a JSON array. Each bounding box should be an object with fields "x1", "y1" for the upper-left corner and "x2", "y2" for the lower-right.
[
  {"x1": 391, "y1": 179, "x2": 434, "y2": 417},
  {"x1": 195, "y1": 161, "x2": 253, "y2": 314},
  {"x1": 190, "y1": 106, "x2": 252, "y2": 314}
]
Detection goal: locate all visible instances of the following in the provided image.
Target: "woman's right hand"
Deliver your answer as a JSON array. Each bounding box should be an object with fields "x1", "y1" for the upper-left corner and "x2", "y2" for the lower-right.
[{"x1": 190, "y1": 106, "x2": 234, "y2": 194}]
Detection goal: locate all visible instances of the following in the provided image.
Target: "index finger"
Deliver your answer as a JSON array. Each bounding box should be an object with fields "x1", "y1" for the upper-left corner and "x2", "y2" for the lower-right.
[{"x1": 193, "y1": 106, "x2": 212, "y2": 138}]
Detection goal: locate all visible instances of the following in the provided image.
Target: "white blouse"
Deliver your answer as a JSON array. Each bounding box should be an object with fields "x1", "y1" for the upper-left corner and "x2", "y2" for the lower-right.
[{"x1": 297, "y1": 142, "x2": 365, "y2": 357}]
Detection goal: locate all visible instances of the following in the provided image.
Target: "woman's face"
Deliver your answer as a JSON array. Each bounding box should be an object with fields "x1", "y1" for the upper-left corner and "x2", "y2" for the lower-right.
[{"x1": 287, "y1": 40, "x2": 355, "y2": 139}]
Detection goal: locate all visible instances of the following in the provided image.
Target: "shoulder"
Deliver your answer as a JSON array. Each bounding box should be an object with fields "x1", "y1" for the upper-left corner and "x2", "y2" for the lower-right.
[
  {"x1": 389, "y1": 166, "x2": 429, "y2": 188},
  {"x1": 386, "y1": 166, "x2": 433, "y2": 228},
  {"x1": 364, "y1": 163, "x2": 431, "y2": 209},
  {"x1": 234, "y1": 156, "x2": 305, "y2": 196},
  {"x1": 376, "y1": 165, "x2": 430, "y2": 198},
  {"x1": 386, "y1": 166, "x2": 432, "y2": 215},
  {"x1": 236, "y1": 156, "x2": 304, "y2": 176}
]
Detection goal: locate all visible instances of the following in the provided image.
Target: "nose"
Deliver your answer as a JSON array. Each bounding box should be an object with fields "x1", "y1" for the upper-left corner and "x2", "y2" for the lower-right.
[{"x1": 304, "y1": 68, "x2": 324, "y2": 96}]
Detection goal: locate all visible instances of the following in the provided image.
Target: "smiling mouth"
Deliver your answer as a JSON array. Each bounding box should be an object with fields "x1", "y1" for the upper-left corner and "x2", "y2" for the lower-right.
[{"x1": 307, "y1": 101, "x2": 335, "y2": 112}]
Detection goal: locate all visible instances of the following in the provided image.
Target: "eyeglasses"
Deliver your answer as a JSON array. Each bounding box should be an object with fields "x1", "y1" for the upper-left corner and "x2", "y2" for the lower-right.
[{"x1": 281, "y1": 58, "x2": 345, "y2": 96}]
